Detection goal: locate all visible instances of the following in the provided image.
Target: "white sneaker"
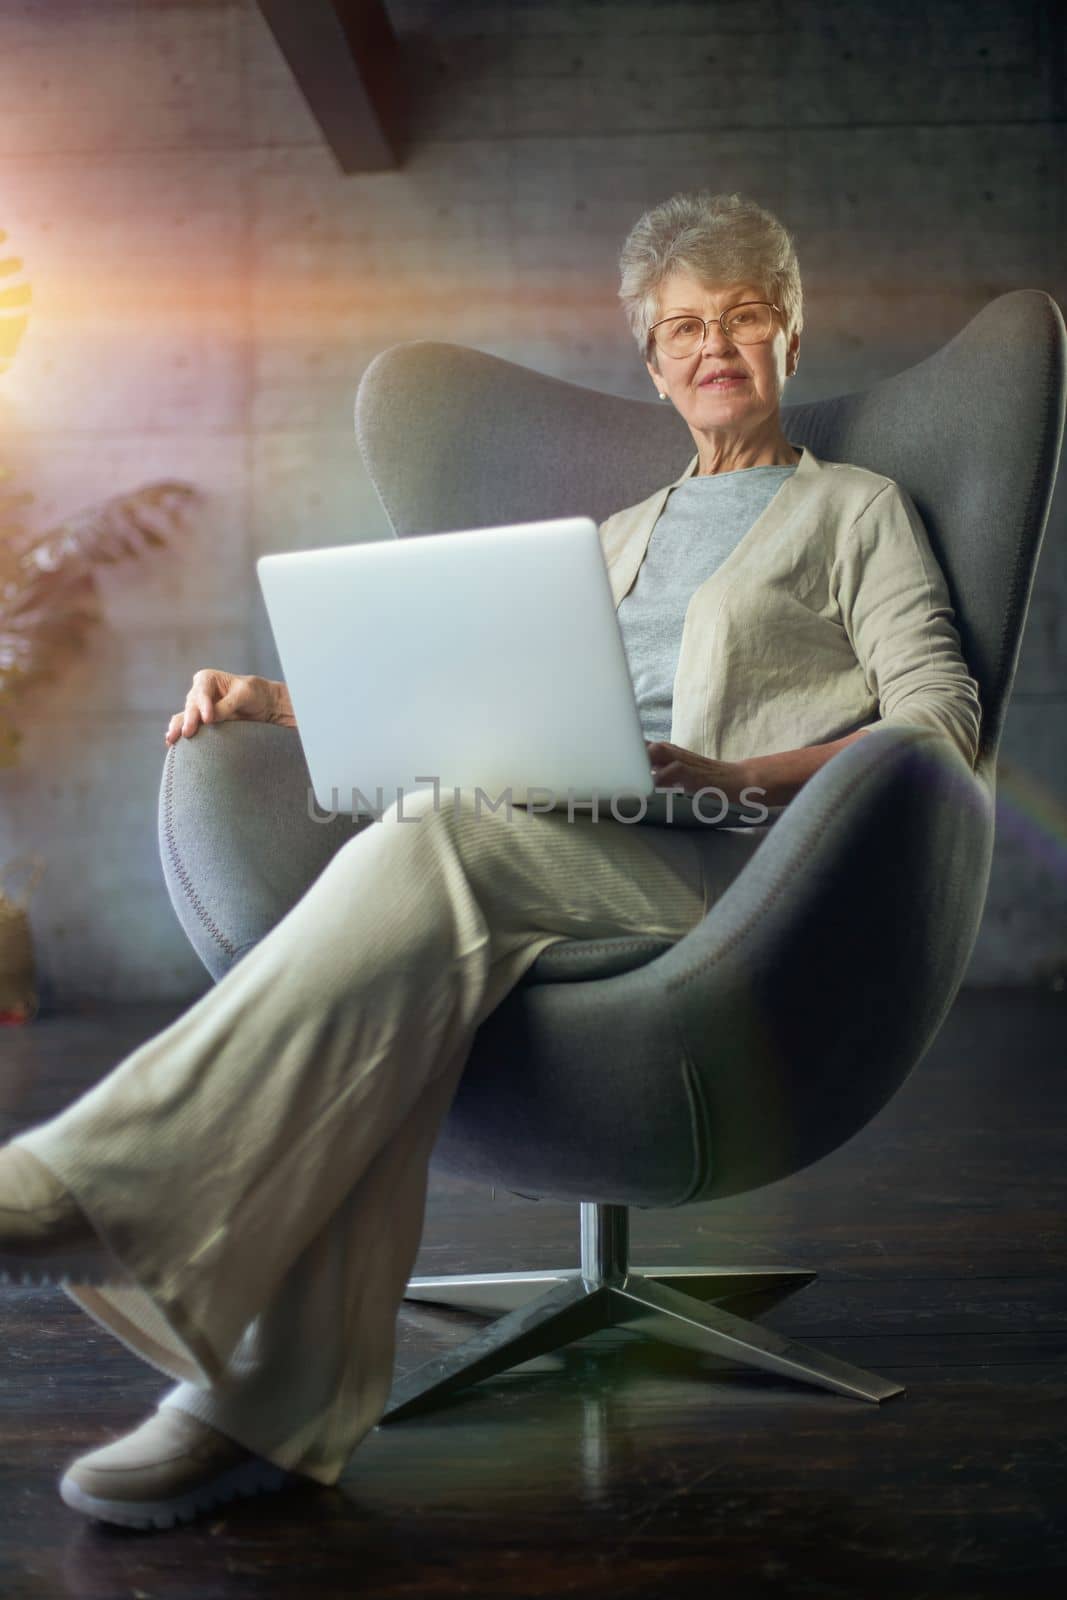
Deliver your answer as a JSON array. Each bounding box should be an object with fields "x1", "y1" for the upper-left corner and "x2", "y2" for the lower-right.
[{"x1": 59, "y1": 1406, "x2": 295, "y2": 1529}]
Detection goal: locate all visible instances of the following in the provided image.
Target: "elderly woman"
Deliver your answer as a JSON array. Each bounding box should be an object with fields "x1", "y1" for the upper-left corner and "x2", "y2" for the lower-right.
[{"x1": 0, "y1": 192, "x2": 980, "y2": 1530}]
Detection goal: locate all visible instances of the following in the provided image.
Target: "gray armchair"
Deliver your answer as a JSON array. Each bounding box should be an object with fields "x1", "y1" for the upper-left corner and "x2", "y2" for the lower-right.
[{"x1": 160, "y1": 290, "x2": 1065, "y2": 1424}]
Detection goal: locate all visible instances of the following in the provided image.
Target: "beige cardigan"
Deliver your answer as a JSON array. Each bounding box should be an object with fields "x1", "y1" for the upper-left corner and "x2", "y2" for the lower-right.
[{"x1": 597, "y1": 444, "x2": 982, "y2": 772}]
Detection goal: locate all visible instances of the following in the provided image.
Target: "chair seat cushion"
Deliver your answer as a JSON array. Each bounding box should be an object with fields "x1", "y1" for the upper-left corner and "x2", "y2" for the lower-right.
[{"x1": 520, "y1": 934, "x2": 676, "y2": 985}]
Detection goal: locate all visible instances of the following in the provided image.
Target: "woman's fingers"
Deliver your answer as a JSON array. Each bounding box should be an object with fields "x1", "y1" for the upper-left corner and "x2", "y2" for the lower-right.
[
  {"x1": 165, "y1": 681, "x2": 210, "y2": 744},
  {"x1": 183, "y1": 687, "x2": 203, "y2": 733},
  {"x1": 164, "y1": 669, "x2": 262, "y2": 745}
]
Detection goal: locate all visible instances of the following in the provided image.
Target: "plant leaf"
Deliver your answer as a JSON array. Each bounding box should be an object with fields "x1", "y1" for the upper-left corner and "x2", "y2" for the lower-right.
[
  {"x1": 0, "y1": 478, "x2": 199, "y2": 763},
  {"x1": 14, "y1": 480, "x2": 199, "y2": 577}
]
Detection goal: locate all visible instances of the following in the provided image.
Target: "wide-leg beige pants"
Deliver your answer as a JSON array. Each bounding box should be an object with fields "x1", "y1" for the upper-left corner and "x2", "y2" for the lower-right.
[{"x1": 13, "y1": 787, "x2": 767, "y2": 1486}]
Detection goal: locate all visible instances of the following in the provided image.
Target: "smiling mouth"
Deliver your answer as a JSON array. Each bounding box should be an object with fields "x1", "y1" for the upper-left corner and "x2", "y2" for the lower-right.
[{"x1": 700, "y1": 375, "x2": 747, "y2": 386}]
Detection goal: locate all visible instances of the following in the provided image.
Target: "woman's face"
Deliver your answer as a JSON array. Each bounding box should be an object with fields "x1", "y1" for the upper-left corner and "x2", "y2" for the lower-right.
[{"x1": 644, "y1": 268, "x2": 798, "y2": 441}]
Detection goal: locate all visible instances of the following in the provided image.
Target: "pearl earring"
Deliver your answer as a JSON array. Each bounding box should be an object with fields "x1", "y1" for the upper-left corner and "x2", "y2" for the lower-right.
[{"x1": 657, "y1": 392, "x2": 668, "y2": 400}]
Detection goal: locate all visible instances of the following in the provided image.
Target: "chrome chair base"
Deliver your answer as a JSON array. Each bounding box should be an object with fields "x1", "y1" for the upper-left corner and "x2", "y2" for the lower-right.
[{"x1": 382, "y1": 1203, "x2": 905, "y2": 1422}]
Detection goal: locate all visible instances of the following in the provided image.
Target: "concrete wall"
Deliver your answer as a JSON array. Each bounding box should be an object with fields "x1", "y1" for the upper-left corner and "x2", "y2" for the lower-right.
[{"x1": 0, "y1": 0, "x2": 1063, "y2": 1006}]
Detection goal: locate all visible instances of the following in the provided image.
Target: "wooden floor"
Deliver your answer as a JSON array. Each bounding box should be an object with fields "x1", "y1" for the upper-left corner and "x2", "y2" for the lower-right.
[{"x1": 1, "y1": 989, "x2": 1064, "y2": 1598}]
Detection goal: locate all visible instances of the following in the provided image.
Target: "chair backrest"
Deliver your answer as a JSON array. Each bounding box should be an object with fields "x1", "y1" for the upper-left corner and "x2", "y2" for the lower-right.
[{"x1": 355, "y1": 291, "x2": 1066, "y2": 781}]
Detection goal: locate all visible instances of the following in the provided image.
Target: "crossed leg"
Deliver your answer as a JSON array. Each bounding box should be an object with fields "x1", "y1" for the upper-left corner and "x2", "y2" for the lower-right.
[{"x1": 13, "y1": 784, "x2": 764, "y2": 1484}]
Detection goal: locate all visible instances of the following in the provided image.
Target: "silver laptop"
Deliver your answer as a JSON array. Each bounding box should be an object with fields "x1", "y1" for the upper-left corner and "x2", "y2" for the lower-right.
[{"x1": 256, "y1": 517, "x2": 775, "y2": 829}]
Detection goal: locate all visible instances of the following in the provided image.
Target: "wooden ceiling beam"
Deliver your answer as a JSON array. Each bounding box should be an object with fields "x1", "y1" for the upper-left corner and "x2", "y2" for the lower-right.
[{"x1": 255, "y1": 0, "x2": 406, "y2": 172}]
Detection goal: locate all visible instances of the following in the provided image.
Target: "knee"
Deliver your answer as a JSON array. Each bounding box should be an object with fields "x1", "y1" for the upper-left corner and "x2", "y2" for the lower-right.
[
  {"x1": 381, "y1": 784, "x2": 494, "y2": 829},
  {"x1": 381, "y1": 785, "x2": 446, "y2": 828},
  {"x1": 378, "y1": 785, "x2": 530, "y2": 865}
]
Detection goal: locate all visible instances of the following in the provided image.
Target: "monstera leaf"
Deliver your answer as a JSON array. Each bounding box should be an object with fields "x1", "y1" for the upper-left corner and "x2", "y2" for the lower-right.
[{"x1": 0, "y1": 480, "x2": 199, "y2": 766}]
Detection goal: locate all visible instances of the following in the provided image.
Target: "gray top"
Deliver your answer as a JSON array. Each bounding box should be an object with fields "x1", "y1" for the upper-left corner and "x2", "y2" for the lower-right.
[{"x1": 616, "y1": 464, "x2": 799, "y2": 743}]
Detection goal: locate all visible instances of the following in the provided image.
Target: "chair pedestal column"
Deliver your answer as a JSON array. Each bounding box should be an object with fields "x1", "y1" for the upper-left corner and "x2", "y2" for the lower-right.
[{"x1": 381, "y1": 1202, "x2": 904, "y2": 1422}]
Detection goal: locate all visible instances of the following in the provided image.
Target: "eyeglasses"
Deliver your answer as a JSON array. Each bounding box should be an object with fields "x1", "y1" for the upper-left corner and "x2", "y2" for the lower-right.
[{"x1": 648, "y1": 301, "x2": 782, "y2": 358}]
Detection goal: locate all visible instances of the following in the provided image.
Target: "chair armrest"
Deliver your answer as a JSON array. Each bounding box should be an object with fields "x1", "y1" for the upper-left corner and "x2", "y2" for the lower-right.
[
  {"x1": 652, "y1": 723, "x2": 995, "y2": 1200},
  {"x1": 158, "y1": 721, "x2": 367, "y2": 980}
]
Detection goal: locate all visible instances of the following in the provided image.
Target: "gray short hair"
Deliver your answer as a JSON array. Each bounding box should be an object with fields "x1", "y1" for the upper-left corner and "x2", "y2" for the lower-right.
[{"x1": 618, "y1": 191, "x2": 804, "y2": 367}]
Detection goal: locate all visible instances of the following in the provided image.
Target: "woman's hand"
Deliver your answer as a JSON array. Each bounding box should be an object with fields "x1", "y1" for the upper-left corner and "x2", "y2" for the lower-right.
[
  {"x1": 646, "y1": 740, "x2": 755, "y2": 806},
  {"x1": 165, "y1": 671, "x2": 296, "y2": 745}
]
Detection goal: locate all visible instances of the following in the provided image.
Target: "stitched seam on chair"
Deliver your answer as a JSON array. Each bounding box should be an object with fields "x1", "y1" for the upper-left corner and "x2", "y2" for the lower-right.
[
  {"x1": 676, "y1": 1038, "x2": 712, "y2": 1204},
  {"x1": 665, "y1": 729, "x2": 952, "y2": 992},
  {"x1": 981, "y1": 300, "x2": 1059, "y2": 768},
  {"x1": 162, "y1": 743, "x2": 238, "y2": 959},
  {"x1": 543, "y1": 937, "x2": 674, "y2": 960}
]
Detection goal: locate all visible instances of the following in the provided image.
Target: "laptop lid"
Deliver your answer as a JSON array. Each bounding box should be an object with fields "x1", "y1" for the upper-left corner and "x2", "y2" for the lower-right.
[{"x1": 256, "y1": 517, "x2": 656, "y2": 816}]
